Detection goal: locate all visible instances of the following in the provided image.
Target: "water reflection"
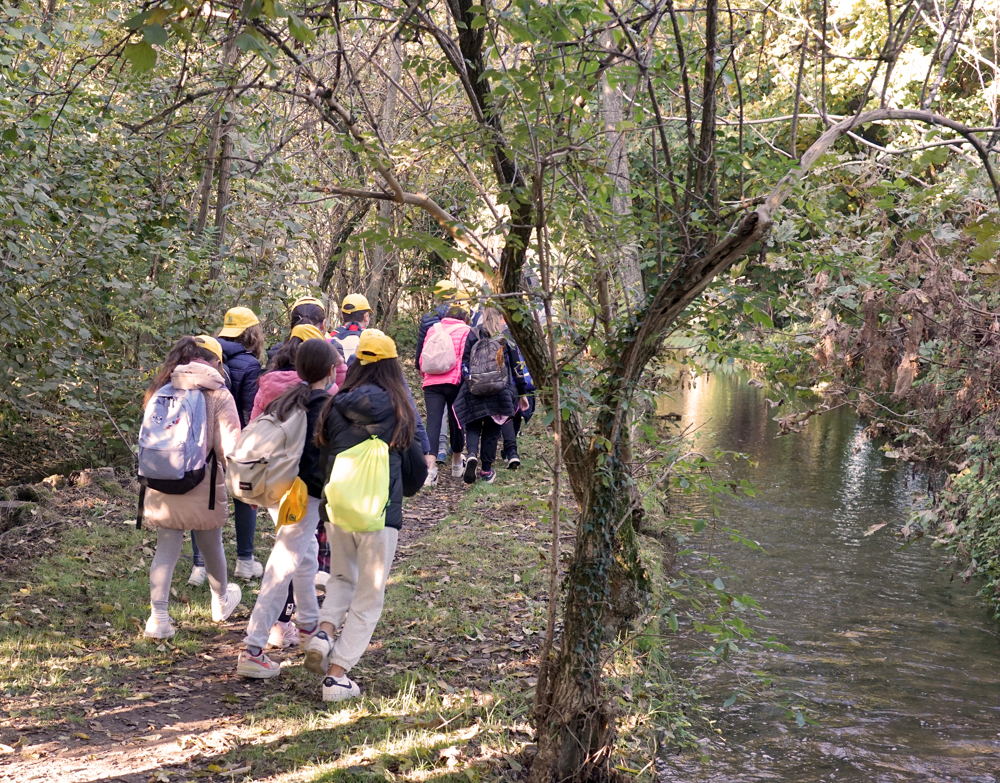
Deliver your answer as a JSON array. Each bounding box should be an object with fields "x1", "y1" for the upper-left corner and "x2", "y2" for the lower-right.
[{"x1": 657, "y1": 374, "x2": 1000, "y2": 783}]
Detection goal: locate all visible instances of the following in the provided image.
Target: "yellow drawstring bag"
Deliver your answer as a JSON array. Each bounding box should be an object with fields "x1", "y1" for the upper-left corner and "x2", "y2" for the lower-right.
[
  {"x1": 276, "y1": 477, "x2": 308, "y2": 530},
  {"x1": 324, "y1": 435, "x2": 390, "y2": 533}
]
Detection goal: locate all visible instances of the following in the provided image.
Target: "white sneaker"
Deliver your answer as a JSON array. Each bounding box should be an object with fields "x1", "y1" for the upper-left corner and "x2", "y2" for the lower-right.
[
  {"x1": 236, "y1": 649, "x2": 281, "y2": 679},
  {"x1": 424, "y1": 468, "x2": 438, "y2": 488},
  {"x1": 211, "y1": 583, "x2": 242, "y2": 623},
  {"x1": 234, "y1": 558, "x2": 264, "y2": 579},
  {"x1": 187, "y1": 566, "x2": 207, "y2": 587},
  {"x1": 451, "y1": 455, "x2": 467, "y2": 478},
  {"x1": 268, "y1": 620, "x2": 300, "y2": 649},
  {"x1": 304, "y1": 630, "x2": 334, "y2": 676},
  {"x1": 143, "y1": 616, "x2": 176, "y2": 639},
  {"x1": 322, "y1": 674, "x2": 361, "y2": 702}
]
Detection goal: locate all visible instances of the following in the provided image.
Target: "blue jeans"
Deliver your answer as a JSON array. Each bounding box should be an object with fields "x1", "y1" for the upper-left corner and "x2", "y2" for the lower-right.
[{"x1": 192, "y1": 498, "x2": 257, "y2": 566}]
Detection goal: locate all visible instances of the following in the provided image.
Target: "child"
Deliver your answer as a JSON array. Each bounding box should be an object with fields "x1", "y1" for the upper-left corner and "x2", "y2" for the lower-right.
[
  {"x1": 139, "y1": 335, "x2": 242, "y2": 638},
  {"x1": 453, "y1": 310, "x2": 530, "y2": 484},
  {"x1": 189, "y1": 307, "x2": 265, "y2": 586},
  {"x1": 251, "y1": 324, "x2": 342, "y2": 647},
  {"x1": 267, "y1": 296, "x2": 328, "y2": 363},
  {"x1": 252, "y1": 324, "x2": 335, "y2": 420},
  {"x1": 236, "y1": 339, "x2": 343, "y2": 678},
  {"x1": 304, "y1": 330, "x2": 427, "y2": 701},
  {"x1": 417, "y1": 304, "x2": 472, "y2": 486}
]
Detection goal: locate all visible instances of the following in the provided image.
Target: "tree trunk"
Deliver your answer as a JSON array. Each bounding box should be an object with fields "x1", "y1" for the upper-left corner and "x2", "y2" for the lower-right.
[
  {"x1": 210, "y1": 110, "x2": 235, "y2": 279},
  {"x1": 600, "y1": 31, "x2": 643, "y2": 307},
  {"x1": 365, "y1": 36, "x2": 403, "y2": 318},
  {"x1": 193, "y1": 37, "x2": 237, "y2": 241}
]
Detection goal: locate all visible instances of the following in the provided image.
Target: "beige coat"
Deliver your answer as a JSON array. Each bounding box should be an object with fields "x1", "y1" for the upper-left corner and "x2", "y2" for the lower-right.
[{"x1": 142, "y1": 362, "x2": 241, "y2": 531}]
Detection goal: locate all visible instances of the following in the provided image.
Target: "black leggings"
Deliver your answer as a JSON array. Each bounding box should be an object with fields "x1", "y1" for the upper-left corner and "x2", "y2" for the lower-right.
[
  {"x1": 466, "y1": 417, "x2": 503, "y2": 472},
  {"x1": 424, "y1": 384, "x2": 464, "y2": 455}
]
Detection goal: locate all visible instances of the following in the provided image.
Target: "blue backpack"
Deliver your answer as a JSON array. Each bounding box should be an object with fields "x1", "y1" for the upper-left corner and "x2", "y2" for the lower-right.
[{"x1": 136, "y1": 383, "x2": 217, "y2": 527}]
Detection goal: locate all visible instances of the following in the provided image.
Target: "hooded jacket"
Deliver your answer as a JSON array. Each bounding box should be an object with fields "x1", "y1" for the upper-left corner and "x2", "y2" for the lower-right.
[
  {"x1": 141, "y1": 362, "x2": 240, "y2": 531},
  {"x1": 250, "y1": 370, "x2": 302, "y2": 422},
  {"x1": 452, "y1": 328, "x2": 527, "y2": 426},
  {"x1": 318, "y1": 384, "x2": 427, "y2": 530},
  {"x1": 218, "y1": 337, "x2": 261, "y2": 428}
]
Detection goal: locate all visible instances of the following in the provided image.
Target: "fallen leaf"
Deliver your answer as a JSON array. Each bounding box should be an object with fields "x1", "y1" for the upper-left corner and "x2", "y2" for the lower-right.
[
  {"x1": 0, "y1": 743, "x2": 16, "y2": 755},
  {"x1": 72, "y1": 732, "x2": 91, "y2": 741},
  {"x1": 864, "y1": 522, "x2": 888, "y2": 537},
  {"x1": 125, "y1": 692, "x2": 153, "y2": 701}
]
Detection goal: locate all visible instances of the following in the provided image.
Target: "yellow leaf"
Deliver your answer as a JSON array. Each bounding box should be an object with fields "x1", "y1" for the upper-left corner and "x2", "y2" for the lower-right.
[{"x1": 72, "y1": 732, "x2": 90, "y2": 741}]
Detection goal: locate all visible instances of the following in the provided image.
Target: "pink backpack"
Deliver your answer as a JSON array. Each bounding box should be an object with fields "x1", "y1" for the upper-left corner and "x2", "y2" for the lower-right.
[{"x1": 420, "y1": 322, "x2": 463, "y2": 375}]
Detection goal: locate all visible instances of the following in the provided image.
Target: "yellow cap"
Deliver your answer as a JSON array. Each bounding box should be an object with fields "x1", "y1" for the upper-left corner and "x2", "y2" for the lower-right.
[
  {"x1": 341, "y1": 293, "x2": 371, "y2": 314},
  {"x1": 291, "y1": 296, "x2": 326, "y2": 315},
  {"x1": 277, "y1": 477, "x2": 308, "y2": 529},
  {"x1": 219, "y1": 306, "x2": 259, "y2": 337},
  {"x1": 356, "y1": 328, "x2": 398, "y2": 365},
  {"x1": 433, "y1": 279, "x2": 457, "y2": 298},
  {"x1": 194, "y1": 335, "x2": 223, "y2": 363},
  {"x1": 290, "y1": 324, "x2": 326, "y2": 343}
]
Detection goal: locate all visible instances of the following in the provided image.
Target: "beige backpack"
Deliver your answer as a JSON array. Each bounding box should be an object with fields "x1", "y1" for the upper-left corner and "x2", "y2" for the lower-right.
[
  {"x1": 225, "y1": 408, "x2": 307, "y2": 508},
  {"x1": 420, "y1": 322, "x2": 464, "y2": 375}
]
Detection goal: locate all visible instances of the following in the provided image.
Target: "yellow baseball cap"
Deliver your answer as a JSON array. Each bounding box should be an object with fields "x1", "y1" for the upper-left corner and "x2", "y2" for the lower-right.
[
  {"x1": 194, "y1": 335, "x2": 223, "y2": 363},
  {"x1": 219, "y1": 306, "x2": 259, "y2": 337},
  {"x1": 291, "y1": 296, "x2": 326, "y2": 315},
  {"x1": 341, "y1": 293, "x2": 371, "y2": 314},
  {"x1": 290, "y1": 324, "x2": 326, "y2": 343},
  {"x1": 277, "y1": 477, "x2": 308, "y2": 529},
  {"x1": 433, "y1": 279, "x2": 457, "y2": 298},
  {"x1": 356, "y1": 328, "x2": 398, "y2": 365}
]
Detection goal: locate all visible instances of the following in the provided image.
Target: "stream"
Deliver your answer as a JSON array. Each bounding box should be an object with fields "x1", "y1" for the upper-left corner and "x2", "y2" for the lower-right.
[{"x1": 655, "y1": 374, "x2": 1000, "y2": 782}]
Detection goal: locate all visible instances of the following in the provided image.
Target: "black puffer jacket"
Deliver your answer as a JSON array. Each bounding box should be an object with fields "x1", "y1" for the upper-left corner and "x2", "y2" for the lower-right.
[
  {"x1": 219, "y1": 337, "x2": 261, "y2": 428},
  {"x1": 318, "y1": 384, "x2": 426, "y2": 530},
  {"x1": 453, "y1": 328, "x2": 527, "y2": 426},
  {"x1": 300, "y1": 388, "x2": 331, "y2": 498}
]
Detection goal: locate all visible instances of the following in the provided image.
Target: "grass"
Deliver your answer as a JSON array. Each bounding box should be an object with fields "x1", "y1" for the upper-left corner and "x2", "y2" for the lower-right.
[{"x1": 0, "y1": 430, "x2": 698, "y2": 781}]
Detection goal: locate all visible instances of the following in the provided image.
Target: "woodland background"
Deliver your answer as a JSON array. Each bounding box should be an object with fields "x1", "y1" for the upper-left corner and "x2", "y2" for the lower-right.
[{"x1": 2, "y1": 0, "x2": 1000, "y2": 779}]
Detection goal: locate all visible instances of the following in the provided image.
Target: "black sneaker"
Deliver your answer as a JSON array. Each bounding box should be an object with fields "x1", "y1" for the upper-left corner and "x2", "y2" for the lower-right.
[
  {"x1": 506, "y1": 453, "x2": 521, "y2": 470},
  {"x1": 463, "y1": 455, "x2": 479, "y2": 484}
]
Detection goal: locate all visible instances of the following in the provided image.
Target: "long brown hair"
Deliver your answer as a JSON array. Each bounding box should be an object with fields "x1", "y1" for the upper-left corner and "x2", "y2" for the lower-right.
[
  {"x1": 144, "y1": 337, "x2": 221, "y2": 406},
  {"x1": 264, "y1": 340, "x2": 340, "y2": 422},
  {"x1": 220, "y1": 323, "x2": 265, "y2": 362},
  {"x1": 267, "y1": 335, "x2": 304, "y2": 372},
  {"x1": 315, "y1": 357, "x2": 416, "y2": 449}
]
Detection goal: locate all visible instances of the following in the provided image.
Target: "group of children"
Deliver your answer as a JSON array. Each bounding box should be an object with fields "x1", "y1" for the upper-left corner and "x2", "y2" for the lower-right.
[
  {"x1": 417, "y1": 280, "x2": 535, "y2": 487},
  {"x1": 136, "y1": 285, "x2": 534, "y2": 703}
]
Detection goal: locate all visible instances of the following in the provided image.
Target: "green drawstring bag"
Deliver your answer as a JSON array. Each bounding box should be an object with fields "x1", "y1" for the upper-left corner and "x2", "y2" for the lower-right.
[{"x1": 324, "y1": 435, "x2": 390, "y2": 533}]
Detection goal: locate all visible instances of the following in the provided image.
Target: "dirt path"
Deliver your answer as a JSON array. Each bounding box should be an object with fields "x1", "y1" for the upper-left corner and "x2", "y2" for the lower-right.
[{"x1": 0, "y1": 470, "x2": 470, "y2": 783}]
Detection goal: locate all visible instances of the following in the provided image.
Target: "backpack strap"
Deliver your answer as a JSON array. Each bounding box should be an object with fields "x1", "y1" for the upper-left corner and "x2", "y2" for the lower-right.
[
  {"x1": 207, "y1": 450, "x2": 217, "y2": 511},
  {"x1": 136, "y1": 483, "x2": 146, "y2": 530}
]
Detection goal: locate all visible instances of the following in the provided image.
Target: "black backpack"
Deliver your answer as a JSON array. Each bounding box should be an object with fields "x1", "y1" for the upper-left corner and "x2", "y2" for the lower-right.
[{"x1": 467, "y1": 329, "x2": 508, "y2": 396}]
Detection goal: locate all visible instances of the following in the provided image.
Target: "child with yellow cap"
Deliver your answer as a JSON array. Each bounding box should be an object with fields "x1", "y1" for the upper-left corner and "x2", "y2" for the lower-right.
[
  {"x1": 189, "y1": 309, "x2": 268, "y2": 586},
  {"x1": 236, "y1": 339, "x2": 343, "y2": 678},
  {"x1": 304, "y1": 330, "x2": 428, "y2": 701}
]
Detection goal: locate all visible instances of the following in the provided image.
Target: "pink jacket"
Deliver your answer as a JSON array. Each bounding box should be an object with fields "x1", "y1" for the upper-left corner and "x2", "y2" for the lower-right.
[
  {"x1": 251, "y1": 367, "x2": 344, "y2": 421},
  {"x1": 250, "y1": 370, "x2": 302, "y2": 421},
  {"x1": 420, "y1": 318, "x2": 471, "y2": 388}
]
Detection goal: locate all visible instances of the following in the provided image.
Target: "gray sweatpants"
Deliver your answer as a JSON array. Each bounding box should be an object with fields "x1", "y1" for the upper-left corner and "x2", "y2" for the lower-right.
[
  {"x1": 242, "y1": 497, "x2": 321, "y2": 650},
  {"x1": 318, "y1": 523, "x2": 398, "y2": 673},
  {"x1": 150, "y1": 527, "x2": 229, "y2": 620}
]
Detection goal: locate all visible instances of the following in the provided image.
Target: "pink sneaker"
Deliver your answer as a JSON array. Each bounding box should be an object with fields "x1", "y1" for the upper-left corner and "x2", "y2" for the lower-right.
[{"x1": 268, "y1": 620, "x2": 299, "y2": 649}]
